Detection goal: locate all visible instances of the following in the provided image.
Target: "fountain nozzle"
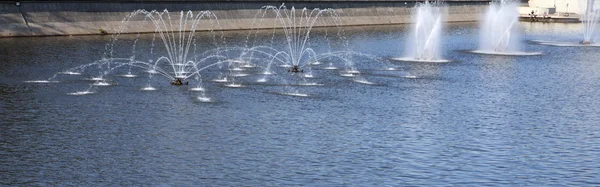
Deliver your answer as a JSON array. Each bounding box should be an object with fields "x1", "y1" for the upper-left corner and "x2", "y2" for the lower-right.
[
  {"x1": 288, "y1": 65, "x2": 304, "y2": 73},
  {"x1": 170, "y1": 78, "x2": 188, "y2": 85}
]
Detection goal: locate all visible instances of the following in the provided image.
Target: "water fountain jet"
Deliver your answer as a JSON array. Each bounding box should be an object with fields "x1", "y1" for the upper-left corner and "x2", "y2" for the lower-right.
[
  {"x1": 391, "y1": 1, "x2": 450, "y2": 63},
  {"x1": 533, "y1": 0, "x2": 600, "y2": 47},
  {"x1": 472, "y1": 0, "x2": 541, "y2": 55}
]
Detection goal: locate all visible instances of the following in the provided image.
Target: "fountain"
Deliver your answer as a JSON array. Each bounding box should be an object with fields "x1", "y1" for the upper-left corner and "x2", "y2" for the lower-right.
[
  {"x1": 472, "y1": 0, "x2": 541, "y2": 55},
  {"x1": 533, "y1": 0, "x2": 600, "y2": 47},
  {"x1": 27, "y1": 5, "x2": 403, "y2": 99},
  {"x1": 29, "y1": 9, "x2": 230, "y2": 97},
  {"x1": 581, "y1": 0, "x2": 600, "y2": 44},
  {"x1": 203, "y1": 4, "x2": 392, "y2": 95},
  {"x1": 247, "y1": 4, "x2": 342, "y2": 75},
  {"x1": 391, "y1": 1, "x2": 451, "y2": 63}
]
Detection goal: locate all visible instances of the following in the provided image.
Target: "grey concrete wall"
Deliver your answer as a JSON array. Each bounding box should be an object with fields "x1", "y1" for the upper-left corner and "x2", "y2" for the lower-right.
[{"x1": 0, "y1": 1, "x2": 490, "y2": 37}]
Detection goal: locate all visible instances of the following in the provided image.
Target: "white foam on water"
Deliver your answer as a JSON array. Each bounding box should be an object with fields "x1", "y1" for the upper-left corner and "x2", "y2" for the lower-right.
[
  {"x1": 241, "y1": 64, "x2": 256, "y2": 68},
  {"x1": 353, "y1": 78, "x2": 376, "y2": 85},
  {"x1": 532, "y1": 40, "x2": 600, "y2": 47},
  {"x1": 281, "y1": 92, "x2": 309, "y2": 97},
  {"x1": 189, "y1": 87, "x2": 205, "y2": 92},
  {"x1": 340, "y1": 73, "x2": 357, "y2": 77},
  {"x1": 230, "y1": 67, "x2": 244, "y2": 71},
  {"x1": 390, "y1": 57, "x2": 452, "y2": 63},
  {"x1": 197, "y1": 96, "x2": 212, "y2": 102},
  {"x1": 323, "y1": 66, "x2": 338, "y2": 70},
  {"x1": 141, "y1": 86, "x2": 157, "y2": 91},
  {"x1": 88, "y1": 77, "x2": 105, "y2": 81},
  {"x1": 299, "y1": 82, "x2": 324, "y2": 86},
  {"x1": 119, "y1": 74, "x2": 138, "y2": 78},
  {"x1": 223, "y1": 83, "x2": 244, "y2": 88},
  {"x1": 347, "y1": 70, "x2": 361, "y2": 74},
  {"x1": 25, "y1": 80, "x2": 59, "y2": 83},
  {"x1": 303, "y1": 74, "x2": 314, "y2": 78},
  {"x1": 279, "y1": 64, "x2": 293, "y2": 68},
  {"x1": 256, "y1": 78, "x2": 268, "y2": 83},
  {"x1": 59, "y1": 71, "x2": 81, "y2": 75},
  {"x1": 470, "y1": 50, "x2": 542, "y2": 56},
  {"x1": 403, "y1": 75, "x2": 418, "y2": 79},
  {"x1": 93, "y1": 81, "x2": 111, "y2": 86},
  {"x1": 212, "y1": 77, "x2": 229, "y2": 83},
  {"x1": 231, "y1": 73, "x2": 250, "y2": 77},
  {"x1": 67, "y1": 91, "x2": 95, "y2": 95},
  {"x1": 230, "y1": 59, "x2": 245, "y2": 64}
]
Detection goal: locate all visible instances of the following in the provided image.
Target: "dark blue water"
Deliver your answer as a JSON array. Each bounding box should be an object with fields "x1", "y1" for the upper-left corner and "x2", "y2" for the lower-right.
[{"x1": 1, "y1": 22, "x2": 600, "y2": 186}]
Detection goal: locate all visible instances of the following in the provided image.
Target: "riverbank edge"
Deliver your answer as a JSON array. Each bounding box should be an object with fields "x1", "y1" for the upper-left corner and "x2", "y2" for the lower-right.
[{"x1": 0, "y1": 1, "x2": 489, "y2": 38}]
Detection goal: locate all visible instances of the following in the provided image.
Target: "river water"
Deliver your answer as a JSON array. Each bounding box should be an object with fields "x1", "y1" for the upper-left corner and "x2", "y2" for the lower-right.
[{"x1": 1, "y1": 22, "x2": 599, "y2": 186}]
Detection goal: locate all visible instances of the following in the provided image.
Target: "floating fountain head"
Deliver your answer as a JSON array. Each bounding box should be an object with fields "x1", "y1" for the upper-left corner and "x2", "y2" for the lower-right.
[
  {"x1": 289, "y1": 65, "x2": 303, "y2": 73},
  {"x1": 392, "y1": 1, "x2": 450, "y2": 63},
  {"x1": 473, "y1": 0, "x2": 541, "y2": 55}
]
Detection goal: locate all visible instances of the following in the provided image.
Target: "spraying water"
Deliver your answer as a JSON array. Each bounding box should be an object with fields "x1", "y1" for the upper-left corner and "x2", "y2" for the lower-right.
[
  {"x1": 392, "y1": 1, "x2": 450, "y2": 63},
  {"x1": 407, "y1": 1, "x2": 445, "y2": 61},
  {"x1": 581, "y1": 0, "x2": 600, "y2": 44},
  {"x1": 479, "y1": 0, "x2": 519, "y2": 52},
  {"x1": 28, "y1": 9, "x2": 230, "y2": 98},
  {"x1": 473, "y1": 0, "x2": 541, "y2": 55},
  {"x1": 531, "y1": 0, "x2": 600, "y2": 47}
]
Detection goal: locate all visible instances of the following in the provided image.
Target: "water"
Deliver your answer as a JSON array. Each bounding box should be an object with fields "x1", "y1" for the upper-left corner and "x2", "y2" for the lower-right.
[{"x1": 2, "y1": 22, "x2": 600, "y2": 186}]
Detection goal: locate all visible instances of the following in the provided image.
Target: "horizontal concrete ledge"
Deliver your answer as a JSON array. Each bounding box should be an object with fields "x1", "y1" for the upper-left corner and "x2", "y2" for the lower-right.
[
  {"x1": 1, "y1": 0, "x2": 491, "y2": 2},
  {"x1": 0, "y1": 1, "x2": 490, "y2": 37}
]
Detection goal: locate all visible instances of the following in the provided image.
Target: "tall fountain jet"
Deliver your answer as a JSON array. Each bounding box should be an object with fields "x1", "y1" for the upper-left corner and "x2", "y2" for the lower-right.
[
  {"x1": 480, "y1": 0, "x2": 519, "y2": 52},
  {"x1": 532, "y1": 0, "x2": 600, "y2": 47},
  {"x1": 533, "y1": 0, "x2": 600, "y2": 47},
  {"x1": 474, "y1": 0, "x2": 541, "y2": 55},
  {"x1": 581, "y1": 0, "x2": 600, "y2": 44},
  {"x1": 392, "y1": 1, "x2": 450, "y2": 62}
]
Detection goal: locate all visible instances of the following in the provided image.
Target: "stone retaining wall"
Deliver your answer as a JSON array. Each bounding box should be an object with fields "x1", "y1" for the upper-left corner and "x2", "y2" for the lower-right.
[{"x1": 0, "y1": 1, "x2": 489, "y2": 37}]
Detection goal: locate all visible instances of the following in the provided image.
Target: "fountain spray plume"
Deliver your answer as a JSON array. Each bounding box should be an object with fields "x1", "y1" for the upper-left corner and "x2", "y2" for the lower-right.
[
  {"x1": 251, "y1": 4, "x2": 341, "y2": 71},
  {"x1": 580, "y1": 0, "x2": 600, "y2": 44},
  {"x1": 107, "y1": 9, "x2": 227, "y2": 83},
  {"x1": 406, "y1": 1, "x2": 445, "y2": 61},
  {"x1": 390, "y1": 1, "x2": 450, "y2": 63},
  {"x1": 472, "y1": 0, "x2": 541, "y2": 55},
  {"x1": 479, "y1": 0, "x2": 520, "y2": 52}
]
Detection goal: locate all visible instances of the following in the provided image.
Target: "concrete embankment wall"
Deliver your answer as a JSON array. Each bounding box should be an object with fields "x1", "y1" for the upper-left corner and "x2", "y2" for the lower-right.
[{"x1": 0, "y1": 1, "x2": 490, "y2": 37}]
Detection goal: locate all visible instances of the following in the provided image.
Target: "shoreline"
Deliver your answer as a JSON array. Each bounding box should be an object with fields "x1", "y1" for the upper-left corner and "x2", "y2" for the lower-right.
[{"x1": 1, "y1": 1, "x2": 489, "y2": 38}]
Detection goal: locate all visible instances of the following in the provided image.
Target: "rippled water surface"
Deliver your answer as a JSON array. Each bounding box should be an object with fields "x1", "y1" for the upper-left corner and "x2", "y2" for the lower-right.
[{"x1": 1, "y1": 22, "x2": 600, "y2": 186}]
